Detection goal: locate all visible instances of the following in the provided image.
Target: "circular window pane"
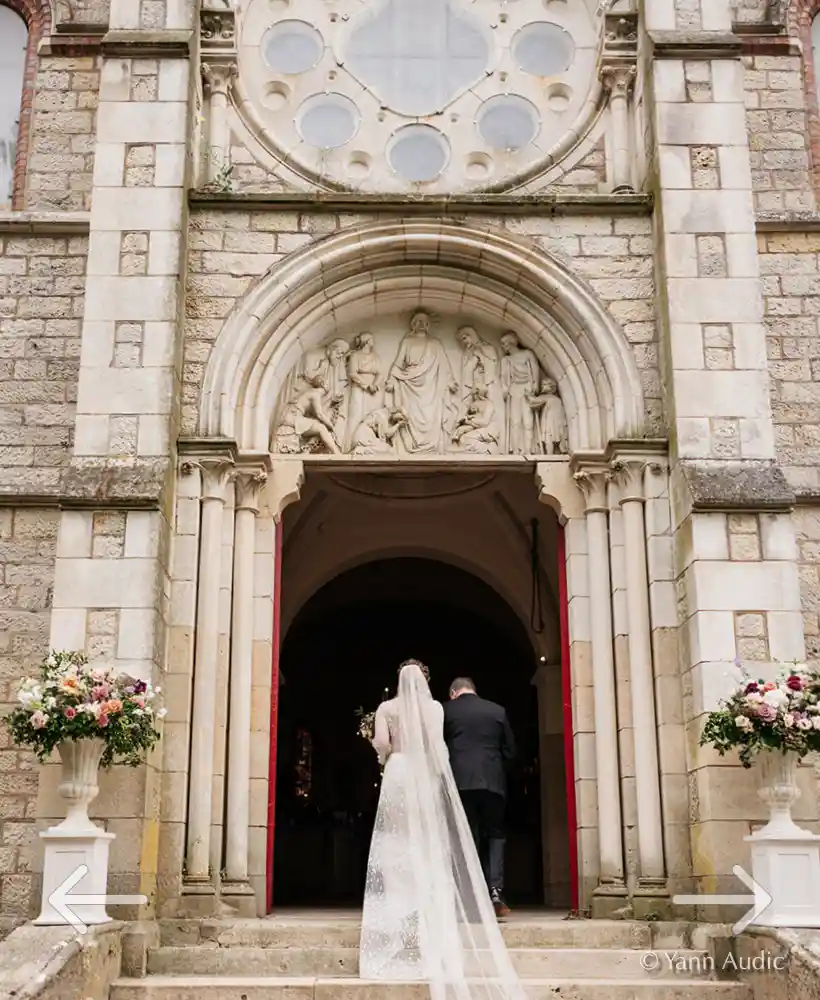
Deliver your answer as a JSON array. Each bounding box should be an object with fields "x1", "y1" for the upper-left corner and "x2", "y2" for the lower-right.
[
  {"x1": 387, "y1": 125, "x2": 450, "y2": 183},
  {"x1": 263, "y1": 21, "x2": 324, "y2": 75},
  {"x1": 512, "y1": 22, "x2": 575, "y2": 77},
  {"x1": 297, "y1": 94, "x2": 360, "y2": 149},
  {"x1": 477, "y1": 95, "x2": 540, "y2": 151}
]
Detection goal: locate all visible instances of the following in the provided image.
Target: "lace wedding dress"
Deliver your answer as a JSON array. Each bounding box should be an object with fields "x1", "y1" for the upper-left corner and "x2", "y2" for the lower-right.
[{"x1": 359, "y1": 663, "x2": 527, "y2": 1000}]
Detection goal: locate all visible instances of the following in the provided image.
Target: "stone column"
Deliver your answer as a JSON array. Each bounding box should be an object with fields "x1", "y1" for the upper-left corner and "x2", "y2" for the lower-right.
[
  {"x1": 572, "y1": 467, "x2": 626, "y2": 912},
  {"x1": 185, "y1": 455, "x2": 233, "y2": 895},
  {"x1": 223, "y1": 465, "x2": 268, "y2": 913},
  {"x1": 599, "y1": 11, "x2": 638, "y2": 194},
  {"x1": 612, "y1": 457, "x2": 667, "y2": 901},
  {"x1": 202, "y1": 62, "x2": 236, "y2": 184}
]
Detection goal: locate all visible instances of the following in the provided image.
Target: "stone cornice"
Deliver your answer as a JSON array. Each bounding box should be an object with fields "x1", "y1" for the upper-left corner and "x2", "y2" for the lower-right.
[
  {"x1": 0, "y1": 492, "x2": 159, "y2": 511},
  {"x1": 188, "y1": 191, "x2": 655, "y2": 216},
  {"x1": 757, "y1": 213, "x2": 820, "y2": 232},
  {"x1": 0, "y1": 212, "x2": 90, "y2": 235},
  {"x1": 647, "y1": 30, "x2": 743, "y2": 59},
  {"x1": 676, "y1": 459, "x2": 795, "y2": 513},
  {"x1": 39, "y1": 31, "x2": 105, "y2": 56},
  {"x1": 101, "y1": 29, "x2": 193, "y2": 58}
]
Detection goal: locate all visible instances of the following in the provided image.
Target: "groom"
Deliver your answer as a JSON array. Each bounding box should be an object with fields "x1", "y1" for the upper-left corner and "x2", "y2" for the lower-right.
[{"x1": 443, "y1": 677, "x2": 516, "y2": 919}]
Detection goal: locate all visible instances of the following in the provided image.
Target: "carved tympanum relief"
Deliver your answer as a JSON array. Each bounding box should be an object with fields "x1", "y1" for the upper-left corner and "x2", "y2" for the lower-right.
[{"x1": 271, "y1": 311, "x2": 568, "y2": 458}]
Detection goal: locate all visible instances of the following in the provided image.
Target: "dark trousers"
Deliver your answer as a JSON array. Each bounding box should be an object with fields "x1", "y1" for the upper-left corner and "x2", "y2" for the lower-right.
[{"x1": 459, "y1": 790, "x2": 506, "y2": 893}]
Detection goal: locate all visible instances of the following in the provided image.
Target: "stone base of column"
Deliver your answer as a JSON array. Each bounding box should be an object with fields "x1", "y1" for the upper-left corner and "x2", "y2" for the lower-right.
[
  {"x1": 221, "y1": 880, "x2": 258, "y2": 916},
  {"x1": 591, "y1": 879, "x2": 629, "y2": 918},
  {"x1": 746, "y1": 832, "x2": 820, "y2": 929},
  {"x1": 632, "y1": 877, "x2": 671, "y2": 920},
  {"x1": 179, "y1": 878, "x2": 220, "y2": 917}
]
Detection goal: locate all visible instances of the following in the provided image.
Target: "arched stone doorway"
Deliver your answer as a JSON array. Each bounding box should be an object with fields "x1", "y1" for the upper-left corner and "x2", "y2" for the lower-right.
[{"x1": 273, "y1": 557, "x2": 560, "y2": 908}]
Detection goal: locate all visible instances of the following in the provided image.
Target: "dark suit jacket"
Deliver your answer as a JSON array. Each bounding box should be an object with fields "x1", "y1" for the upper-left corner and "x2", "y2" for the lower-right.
[{"x1": 443, "y1": 694, "x2": 516, "y2": 798}]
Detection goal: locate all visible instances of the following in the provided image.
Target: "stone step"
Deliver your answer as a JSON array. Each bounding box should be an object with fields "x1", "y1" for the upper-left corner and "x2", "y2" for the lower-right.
[
  {"x1": 159, "y1": 918, "x2": 714, "y2": 952},
  {"x1": 110, "y1": 975, "x2": 753, "y2": 1000},
  {"x1": 147, "y1": 945, "x2": 717, "y2": 980}
]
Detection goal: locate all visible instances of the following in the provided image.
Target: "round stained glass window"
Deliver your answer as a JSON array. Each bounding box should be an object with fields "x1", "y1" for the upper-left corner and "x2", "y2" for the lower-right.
[
  {"x1": 512, "y1": 22, "x2": 575, "y2": 77},
  {"x1": 263, "y1": 21, "x2": 324, "y2": 75},
  {"x1": 297, "y1": 94, "x2": 361, "y2": 149},
  {"x1": 387, "y1": 125, "x2": 450, "y2": 182},
  {"x1": 477, "y1": 95, "x2": 540, "y2": 151}
]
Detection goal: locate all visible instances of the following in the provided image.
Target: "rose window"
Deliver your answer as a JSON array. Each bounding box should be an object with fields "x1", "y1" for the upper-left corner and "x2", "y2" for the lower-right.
[{"x1": 238, "y1": 0, "x2": 597, "y2": 193}]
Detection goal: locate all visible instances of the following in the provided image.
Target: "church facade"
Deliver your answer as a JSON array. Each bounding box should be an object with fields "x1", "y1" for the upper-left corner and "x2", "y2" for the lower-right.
[{"x1": 0, "y1": 0, "x2": 819, "y2": 927}]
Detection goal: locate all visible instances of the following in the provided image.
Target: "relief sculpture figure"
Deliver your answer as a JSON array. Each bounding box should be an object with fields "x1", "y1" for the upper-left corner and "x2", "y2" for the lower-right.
[
  {"x1": 451, "y1": 383, "x2": 501, "y2": 454},
  {"x1": 456, "y1": 327, "x2": 499, "y2": 411},
  {"x1": 350, "y1": 407, "x2": 408, "y2": 455},
  {"x1": 385, "y1": 310, "x2": 459, "y2": 454},
  {"x1": 528, "y1": 377, "x2": 568, "y2": 455},
  {"x1": 344, "y1": 332, "x2": 383, "y2": 451},
  {"x1": 273, "y1": 372, "x2": 341, "y2": 454},
  {"x1": 500, "y1": 331, "x2": 541, "y2": 455}
]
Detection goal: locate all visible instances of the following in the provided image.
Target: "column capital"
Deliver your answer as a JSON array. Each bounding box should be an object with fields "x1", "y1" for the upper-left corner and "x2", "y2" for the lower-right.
[
  {"x1": 609, "y1": 459, "x2": 647, "y2": 504},
  {"x1": 232, "y1": 466, "x2": 268, "y2": 514},
  {"x1": 600, "y1": 63, "x2": 637, "y2": 98},
  {"x1": 572, "y1": 468, "x2": 609, "y2": 513},
  {"x1": 202, "y1": 60, "x2": 238, "y2": 97},
  {"x1": 597, "y1": 10, "x2": 638, "y2": 92},
  {"x1": 181, "y1": 456, "x2": 235, "y2": 502}
]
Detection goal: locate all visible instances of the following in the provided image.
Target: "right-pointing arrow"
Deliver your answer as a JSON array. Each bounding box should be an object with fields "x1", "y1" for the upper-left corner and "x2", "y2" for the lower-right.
[{"x1": 672, "y1": 864, "x2": 772, "y2": 934}]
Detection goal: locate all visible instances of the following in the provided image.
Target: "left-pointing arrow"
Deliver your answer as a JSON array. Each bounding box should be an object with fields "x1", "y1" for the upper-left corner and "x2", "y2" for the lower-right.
[{"x1": 48, "y1": 865, "x2": 148, "y2": 934}]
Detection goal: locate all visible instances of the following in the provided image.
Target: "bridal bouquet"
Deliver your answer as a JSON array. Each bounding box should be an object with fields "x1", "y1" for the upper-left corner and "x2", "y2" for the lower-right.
[
  {"x1": 700, "y1": 663, "x2": 820, "y2": 767},
  {"x1": 355, "y1": 687, "x2": 390, "y2": 744},
  {"x1": 6, "y1": 650, "x2": 165, "y2": 767}
]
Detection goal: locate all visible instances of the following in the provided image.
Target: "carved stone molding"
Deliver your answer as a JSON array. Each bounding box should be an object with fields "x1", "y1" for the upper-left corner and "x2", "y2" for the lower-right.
[
  {"x1": 610, "y1": 459, "x2": 646, "y2": 504},
  {"x1": 601, "y1": 64, "x2": 637, "y2": 99},
  {"x1": 200, "y1": 10, "x2": 236, "y2": 47},
  {"x1": 598, "y1": 11, "x2": 638, "y2": 80},
  {"x1": 233, "y1": 468, "x2": 268, "y2": 513},
  {"x1": 269, "y1": 460, "x2": 305, "y2": 523},
  {"x1": 181, "y1": 457, "x2": 235, "y2": 502},
  {"x1": 202, "y1": 61, "x2": 237, "y2": 97}
]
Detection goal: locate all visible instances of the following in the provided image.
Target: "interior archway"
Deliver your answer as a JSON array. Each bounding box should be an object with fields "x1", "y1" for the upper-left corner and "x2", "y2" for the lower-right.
[{"x1": 273, "y1": 556, "x2": 562, "y2": 908}]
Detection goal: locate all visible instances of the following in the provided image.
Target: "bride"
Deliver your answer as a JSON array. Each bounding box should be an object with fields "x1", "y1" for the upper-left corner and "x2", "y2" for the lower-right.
[{"x1": 359, "y1": 660, "x2": 527, "y2": 1000}]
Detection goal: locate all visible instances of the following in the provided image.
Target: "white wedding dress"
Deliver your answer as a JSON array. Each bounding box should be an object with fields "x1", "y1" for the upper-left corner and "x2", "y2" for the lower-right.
[{"x1": 359, "y1": 663, "x2": 527, "y2": 1000}]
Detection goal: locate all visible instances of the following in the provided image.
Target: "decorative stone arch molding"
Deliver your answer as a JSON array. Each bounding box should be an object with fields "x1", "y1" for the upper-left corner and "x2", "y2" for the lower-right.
[{"x1": 199, "y1": 221, "x2": 646, "y2": 455}]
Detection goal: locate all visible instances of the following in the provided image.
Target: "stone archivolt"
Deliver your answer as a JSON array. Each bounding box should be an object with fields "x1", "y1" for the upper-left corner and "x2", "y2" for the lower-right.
[{"x1": 271, "y1": 311, "x2": 569, "y2": 458}]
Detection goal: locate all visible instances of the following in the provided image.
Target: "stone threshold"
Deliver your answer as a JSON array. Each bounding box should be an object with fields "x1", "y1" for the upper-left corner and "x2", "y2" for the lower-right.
[
  {"x1": 188, "y1": 191, "x2": 655, "y2": 216},
  {"x1": 0, "y1": 211, "x2": 90, "y2": 235}
]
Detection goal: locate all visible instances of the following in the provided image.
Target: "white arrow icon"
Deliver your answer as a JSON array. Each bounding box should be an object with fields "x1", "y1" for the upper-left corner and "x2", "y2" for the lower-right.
[
  {"x1": 672, "y1": 865, "x2": 772, "y2": 934},
  {"x1": 48, "y1": 865, "x2": 148, "y2": 934}
]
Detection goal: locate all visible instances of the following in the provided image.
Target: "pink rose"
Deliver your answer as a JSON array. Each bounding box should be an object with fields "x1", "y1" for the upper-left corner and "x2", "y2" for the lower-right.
[
  {"x1": 30, "y1": 711, "x2": 48, "y2": 730},
  {"x1": 757, "y1": 703, "x2": 778, "y2": 722},
  {"x1": 97, "y1": 713, "x2": 109, "y2": 728},
  {"x1": 92, "y1": 684, "x2": 109, "y2": 702},
  {"x1": 131, "y1": 696, "x2": 145, "y2": 709},
  {"x1": 64, "y1": 707, "x2": 76, "y2": 720}
]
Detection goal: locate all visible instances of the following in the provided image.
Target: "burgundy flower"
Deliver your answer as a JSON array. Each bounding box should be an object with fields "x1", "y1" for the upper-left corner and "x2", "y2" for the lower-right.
[
  {"x1": 787, "y1": 675, "x2": 803, "y2": 691},
  {"x1": 745, "y1": 682, "x2": 759, "y2": 694}
]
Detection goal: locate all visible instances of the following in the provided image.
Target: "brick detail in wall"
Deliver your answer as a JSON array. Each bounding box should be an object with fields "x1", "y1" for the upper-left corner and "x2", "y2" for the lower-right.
[{"x1": 2, "y1": 0, "x2": 49, "y2": 212}]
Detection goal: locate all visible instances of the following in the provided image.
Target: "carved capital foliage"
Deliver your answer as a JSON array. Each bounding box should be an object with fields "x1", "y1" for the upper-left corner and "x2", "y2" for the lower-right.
[
  {"x1": 573, "y1": 469, "x2": 609, "y2": 513},
  {"x1": 598, "y1": 11, "x2": 638, "y2": 93},
  {"x1": 233, "y1": 468, "x2": 268, "y2": 513},
  {"x1": 183, "y1": 457, "x2": 235, "y2": 502},
  {"x1": 202, "y1": 60, "x2": 238, "y2": 96},
  {"x1": 201, "y1": 7, "x2": 236, "y2": 44},
  {"x1": 610, "y1": 459, "x2": 646, "y2": 504}
]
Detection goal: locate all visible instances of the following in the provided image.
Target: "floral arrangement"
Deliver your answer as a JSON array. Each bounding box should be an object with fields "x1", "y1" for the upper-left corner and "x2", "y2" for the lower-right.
[
  {"x1": 355, "y1": 686, "x2": 391, "y2": 745},
  {"x1": 700, "y1": 663, "x2": 820, "y2": 767},
  {"x1": 5, "y1": 650, "x2": 165, "y2": 768}
]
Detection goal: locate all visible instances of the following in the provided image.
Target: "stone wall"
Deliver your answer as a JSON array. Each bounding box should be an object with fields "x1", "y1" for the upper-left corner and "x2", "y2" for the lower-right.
[
  {"x1": 0, "y1": 233, "x2": 86, "y2": 494},
  {"x1": 744, "y1": 53, "x2": 816, "y2": 213},
  {"x1": 23, "y1": 56, "x2": 100, "y2": 213},
  {"x1": 0, "y1": 507, "x2": 58, "y2": 917},
  {"x1": 183, "y1": 209, "x2": 663, "y2": 438}
]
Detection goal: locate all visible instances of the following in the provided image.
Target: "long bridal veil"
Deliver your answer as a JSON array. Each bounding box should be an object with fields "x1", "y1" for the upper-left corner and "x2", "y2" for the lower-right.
[{"x1": 360, "y1": 663, "x2": 528, "y2": 1000}]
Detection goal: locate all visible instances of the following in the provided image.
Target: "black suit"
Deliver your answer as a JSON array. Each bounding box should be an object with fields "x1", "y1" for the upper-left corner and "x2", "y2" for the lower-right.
[{"x1": 443, "y1": 693, "x2": 516, "y2": 893}]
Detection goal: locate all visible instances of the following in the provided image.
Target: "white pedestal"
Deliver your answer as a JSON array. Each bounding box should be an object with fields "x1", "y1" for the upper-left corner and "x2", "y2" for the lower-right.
[
  {"x1": 745, "y1": 829, "x2": 820, "y2": 929},
  {"x1": 34, "y1": 825, "x2": 116, "y2": 927}
]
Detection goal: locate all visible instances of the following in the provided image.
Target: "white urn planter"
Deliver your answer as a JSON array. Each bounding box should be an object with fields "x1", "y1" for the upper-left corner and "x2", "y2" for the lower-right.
[
  {"x1": 744, "y1": 750, "x2": 820, "y2": 929},
  {"x1": 34, "y1": 738, "x2": 115, "y2": 928},
  {"x1": 54, "y1": 738, "x2": 106, "y2": 833}
]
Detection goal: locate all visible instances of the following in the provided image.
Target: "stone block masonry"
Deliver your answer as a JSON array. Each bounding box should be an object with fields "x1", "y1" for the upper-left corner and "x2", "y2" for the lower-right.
[{"x1": 0, "y1": 234, "x2": 87, "y2": 493}]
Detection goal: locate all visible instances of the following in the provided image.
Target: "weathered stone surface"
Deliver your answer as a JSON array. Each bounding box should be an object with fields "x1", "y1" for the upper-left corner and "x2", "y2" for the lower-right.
[{"x1": 678, "y1": 460, "x2": 795, "y2": 511}]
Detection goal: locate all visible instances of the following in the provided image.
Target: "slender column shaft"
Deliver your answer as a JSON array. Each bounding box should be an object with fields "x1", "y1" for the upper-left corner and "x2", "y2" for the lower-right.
[
  {"x1": 610, "y1": 90, "x2": 631, "y2": 191},
  {"x1": 617, "y1": 461, "x2": 666, "y2": 882},
  {"x1": 186, "y1": 460, "x2": 231, "y2": 881},
  {"x1": 574, "y1": 471, "x2": 625, "y2": 886},
  {"x1": 225, "y1": 472, "x2": 266, "y2": 883}
]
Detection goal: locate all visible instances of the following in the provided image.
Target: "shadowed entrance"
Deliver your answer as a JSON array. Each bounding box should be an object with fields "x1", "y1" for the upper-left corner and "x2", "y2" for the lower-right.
[{"x1": 273, "y1": 557, "x2": 549, "y2": 908}]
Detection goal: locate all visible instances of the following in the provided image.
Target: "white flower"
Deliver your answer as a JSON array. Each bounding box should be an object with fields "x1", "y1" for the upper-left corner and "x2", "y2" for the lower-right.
[
  {"x1": 763, "y1": 689, "x2": 788, "y2": 710},
  {"x1": 156, "y1": 707, "x2": 167, "y2": 719},
  {"x1": 784, "y1": 713, "x2": 795, "y2": 728},
  {"x1": 813, "y1": 717, "x2": 820, "y2": 731},
  {"x1": 735, "y1": 715, "x2": 753, "y2": 732},
  {"x1": 746, "y1": 692, "x2": 763, "y2": 704},
  {"x1": 797, "y1": 718, "x2": 813, "y2": 731}
]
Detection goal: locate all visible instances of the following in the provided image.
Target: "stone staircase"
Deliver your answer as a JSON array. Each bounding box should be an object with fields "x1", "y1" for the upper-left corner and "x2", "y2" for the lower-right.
[{"x1": 109, "y1": 913, "x2": 753, "y2": 1000}]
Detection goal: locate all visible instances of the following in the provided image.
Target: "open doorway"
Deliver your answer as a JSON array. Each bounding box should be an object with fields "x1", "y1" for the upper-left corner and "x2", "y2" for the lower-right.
[{"x1": 273, "y1": 557, "x2": 546, "y2": 907}]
